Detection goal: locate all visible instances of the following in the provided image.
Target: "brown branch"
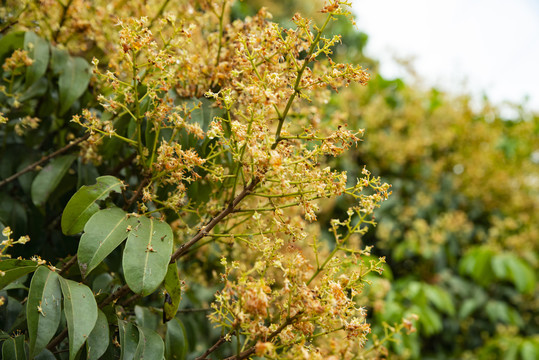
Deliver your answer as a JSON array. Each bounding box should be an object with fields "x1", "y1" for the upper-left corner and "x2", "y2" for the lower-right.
[
  {"x1": 111, "y1": 152, "x2": 136, "y2": 176},
  {"x1": 46, "y1": 328, "x2": 68, "y2": 351},
  {"x1": 53, "y1": 0, "x2": 74, "y2": 43},
  {"x1": 170, "y1": 178, "x2": 259, "y2": 262},
  {"x1": 223, "y1": 313, "x2": 302, "y2": 360},
  {"x1": 46, "y1": 178, "x2": 260, "y2": 350},
  {"x1": 123, "y1": 176, "x2": 150, "y2": 210},
  {"x1": 99, "y1": 283, "x2": 132, "y2": 309},
  {"x1": 92, "y1": 178, "x2": 260, "y2": 316},
  {"x1": 58, "y1": 255, "x2": 78, "y2": 276},
  {"x1": 196, "y1": 331, "x2": 235, "y2": 360},
  {"x1": 120, "y1": 293, "x2": 141, "y2": 307},
  {"x1": 0, "y1": 133, "x2": 90, "y2": 189}
]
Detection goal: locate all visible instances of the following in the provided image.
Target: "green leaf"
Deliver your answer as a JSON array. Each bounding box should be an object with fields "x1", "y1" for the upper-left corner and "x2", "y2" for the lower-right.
[
  {"x1": 0, "y1": 31, "x2": 25, "y2": 61},
  {"x1": 165, "y1": 318, "x2": 188, "y2": 360},
  {"x1": 417, "y1": 305, "x2": 442, "y2": 336},
  {"x1": 31, "y1": 154, "x2": 76, "y2": 207},
  {"x1": 118, "y1": 319, "x2": 139, "y2": 360},
  {"x1": 459, "y1": 298, "x2": 482, "y2": 319},
  {"x1": 86, "y1": 309, "x2": 109, "y2": 360},
  {"x1": 520, "y1": 340, "x2": 537, "y2": 360},
  {"x1": 1, "y1": 335, "x2": 26, "y2": 360},
  {"x1": 24, "y1": 31, "x2": 50, "y2": 87},
  {"x1": 59, "y1": 277, "x2": 98, "y2": 360},
  {"x1": 123, "y1": 216, "x2": 173, "y2": 296},
  {"x1": 59, "y1": 56, "x2": 91, "y2": 115},
  {"x1": 423, "y1": 285, "x2": 455, "y2": 316},
  {"x1": 61, "y1": 175, "x2": 124, "y2": 235},
  {"x1": 134, "y1": 326, "x2": 165, "y2": 360},
  {"x1": 0, "y1": 259, "x2": 38, "y2": 290},
  {"x1": 34, "y1": 348, "x2": 57, "y2": 360},
  {"x1": 485, "y1": 300, "x2": 511, "y2": 324},
  {"x1": 78, "y1": 208, "x2": 135, "y2": 278},
  {"x1": 163, "y1": 263, "x2": 182, "y2": 322},
  {"x1": 20, "y1": 77, "x2": 48, "y2": 102},
  {"x1": 134, "y1": 305, "x2": 159, "y2": 331},
  {"x1": 27, "y1": 266, "x2": 62, "y2": 358},
  {"x1": 505, "y1": 255, "x2": 536, "y2": 294},
  {"x1": 50, "y1": 47, "x2": 69, "y2": 76}
]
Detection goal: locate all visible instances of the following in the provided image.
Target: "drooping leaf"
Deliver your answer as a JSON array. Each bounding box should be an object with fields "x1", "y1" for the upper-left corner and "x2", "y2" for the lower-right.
[
  {"x1": 165, "y1": 318, "x2": 188, "y2": 360},
  {"x1": 24, "y1": 31, "x2": 49, "y2": 87},
  {"x1": 134, "y1": 326, "x2": 165, "y2": 360},
  {"x1": 61, "y1": 175, "x2": 124, "y2": 235},
  {"x1": 59, "y1": 56, "x2": 91, "y2": 115},
  {"x1": 123, "y1": 216, "x2": 173, "y2": 296},
  {"x1": 0, "y1": 259, "x2": 38, "y2": 290},
  {"x1": 59, "y1": 277, "x2": 98, "y2": 360},
  {"x1": 1, "y1": 334, "x2": 26, "y2": 360},
  {"x1": 163, "y1": 263, "x2": 182, "y2": 322},
  {"x1": 86, "y1": 309, "x2": 109, "y2": 360},
  {"x1": 31, "y1": 154, "x2": 76, "y2": 207},
  {"x1": 27, "y1": 266, "x2": 62, "y2": 358},
  {"x1": 118, "y1": 319, "x2": 139, "y2": 360},
  {"x1": 78, "y1": 207, "x2": 135, "y2": 278}
]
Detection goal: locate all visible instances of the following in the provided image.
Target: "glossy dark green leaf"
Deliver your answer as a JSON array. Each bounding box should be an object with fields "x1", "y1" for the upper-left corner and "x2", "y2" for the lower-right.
[
  {"x1": 59, "y1": 56, "x2": 91, "y2": 115},
  {"x1": 0, "y1": 259, "x2": 38, "y2": 290},
  {"x1": 31, "y1": 154, "x2": 76, "y2": 207},
  {"x1": 119, "y1": 319, "x2": 139, "y2": 360},
  {"x1": 24, "y1": 31, "x2": 49, "y2": 87},
  {"x1": 86, "y1": 309, "x2": 109, "y2": 360},
  {"x1": 27, "y1": 266, "x2": 62, "y2": 358},
  {"x1": 134, "y1": 326, "x2": 164, "y2": 360},
  {"x1": 61, "y1": 175, "x2": 124, "y2": 235},
  {"x1": 78, "y1": 208, "x2": 135, "y2": 278},
  {"x1": 59, "y1": 277, "x2": 98, "y2": 360},
  {"x1": 165, "y1": 318, "x2": 188, "y2": 360},
  {"x1": 123, "y1": 216, "x2": 173, "y2": 295},
  {"x1": 1, "y1": 334, "x2": 26, "y2": 360},
  {"x1": 163, "y1": 263, "x2": 182, "y2": 322}
]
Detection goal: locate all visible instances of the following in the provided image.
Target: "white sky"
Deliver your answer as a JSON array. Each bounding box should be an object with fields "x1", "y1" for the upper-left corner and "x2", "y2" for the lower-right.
[{"x1": 351, "y1": 0, "x2": 539, "y2": 115}]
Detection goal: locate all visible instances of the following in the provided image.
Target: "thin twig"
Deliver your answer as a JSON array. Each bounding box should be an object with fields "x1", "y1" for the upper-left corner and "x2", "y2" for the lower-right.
[
  {"x1": 94, "y1": 178, "x2": 260, "y2": 312},
  {"x1": 58, "y1": 255, "x2": 78, "y2": 276},
  {"x1": 0, "y1": 133, "x2": 90, "y2": 189},
  {"x1": 223, "y1": 314, "x2": 302, "y2": 360},
  {"x1": 196, "y1": 331, "x2": 234, "y2": 360},
  {"x1": 123, "y1": 177, "x2": 150, "y2": 210},
  {"x1": 170, "y1": 178, "x2": 259, "y2": 262},
  {"x1": 120, "y1": 293, "x2": 141, "y2": 307},
  {"x1": 46, "y1": 328, "x2": 68, "y2": 351}
]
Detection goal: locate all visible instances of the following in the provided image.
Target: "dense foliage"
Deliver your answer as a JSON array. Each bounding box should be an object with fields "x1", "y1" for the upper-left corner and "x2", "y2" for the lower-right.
[
  {"x1": 0, "y1": 1, "x2": 408, "y2": 359},
  {"x1": 1, "y1": 0, "x2": 538, "y2": 360}
]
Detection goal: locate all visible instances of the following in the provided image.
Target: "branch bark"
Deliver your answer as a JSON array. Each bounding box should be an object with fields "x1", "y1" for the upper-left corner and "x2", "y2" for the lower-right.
[{"x1": 0, "y1": 133, "x2": 90, "y2": 189}]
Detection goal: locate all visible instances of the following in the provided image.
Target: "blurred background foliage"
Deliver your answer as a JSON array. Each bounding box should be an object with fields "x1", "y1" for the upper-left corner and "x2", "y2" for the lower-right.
[
  {"x1": 0, "y1": 0, "x2": 537, "y2": 359},
  {"x1": 236, "y1": 0, "x2": 539, "y2": 359}
]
